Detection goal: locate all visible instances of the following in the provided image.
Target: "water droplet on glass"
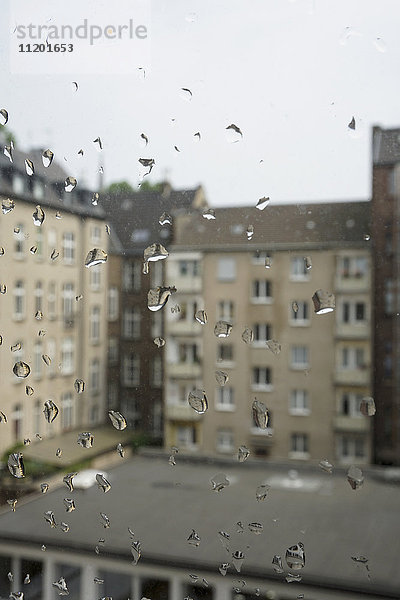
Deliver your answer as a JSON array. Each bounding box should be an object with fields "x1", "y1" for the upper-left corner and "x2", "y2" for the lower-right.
[
  {"x1": 42, "y1": 149, "x2": 54, "y2": 168},
  {"x1": 347, "y1": 465, "x2": 364, "y2": 490},
  {"x1": 0, "y1": 284, "x2": 6, "y2": 294},
  {"x1": 11, "y1": 342, "x2": 21, "y2": 352},
  {"x1": 351, "y1": 555, "x2": 368, "y2": 564},
  {"x1": 35, "y1": 310, "x2": 43, "y2": 320},
  {"x1": 105, "y1": 224, "x2": 110, "y2": 235},
  {"x1": 74, "y1": 378, "x2": 85, "y2": 393},
  {"x1": 40, "y1": 483, "x2": 49, "y2": 494},
  {"x1": 292, "y1": 301, "x2": 299, "y2": 314},
  {"x1": 96, "y1": 473, "x2": 112, "y2": 493},
  {"x1": 56, "y1": 448, "x2": 62, "y2": 458},
  {"x1": 286, "y1": 573, "x2": 302, "y2": 583},
  {"x1": 75, "y1": 294, "x2": 83, "y2": 302},
  {"x1": 312, "y1": 289, "x2": 335, "y2": 314},
  {"x1": 44, "y1": 510, "x2": 57, "y2": 528},
  {"x1": 117, "y1": 443, "x2": 125, "y2": 458},
  {"x1": 237, "y1": 445, "x2": 250, "y2": 462},
  {"x1": 4, "y1": 144, "x2": 13, "y2": 162},
  {"x1": 42, "y1": 354, "x2": 51, "y2": 366},
  {"x1": 180, "y1": 87, "x2": 192, "y2": 101},
  {"x1": 226, "y1": 123, "x2": 243, "y2": 142},
  {"x1": 13, "y1": 227, "x2": 20, "y2": 234},
  {"x1": 7, "y1": 499, "x2": 17, "y2": 512},
  {"x1": 108, "y1": 409, "x2": 127, "y2": 430},
  {"x1": 348, "y1": 116, "x2": 356, "y2": 130},
  {"x1": 55, "y1": 211, "x2": 62, "y2": 219},
  {"x1": 246, "y1": 225, "x2": 254, "y2": 240},
  {"x1": 53, "y1": 576, "x2": 69, "y2": 595},
  {"x1": 100, "y1": 512, "x2": 110, "y2": 528},
  {"x1": 36, "y1": 433, "x2": 42, "y2": 441},
  {"x1": 252, "y1": 400, "x2": 270, "y2": 429},
  {"x1": 256, "y1": 197, "x2": 270, "y2": 210},
  {"x1": 0, "y1": 108, "x2": 8, "y2": 125},
  {"x1": 211, "y1": 472, "x2": 229, "y2": 492},
  {"x1": 264, "y1": 256, "x2": 272, "y2": 269},
  {"x1": 2, "y1": 198, "x2": 15, "y2": 214},
  {"x1": 30, "y1": 246, "x2": 37, "y2": 255},
  {"x1": 50, "y1": 249, "x2": 59, "y2": 260},
  {"x1": 194, "y1": 131, "x2": 201, "y2": 141},
  {"x1": 232, "y1": 550, "x2": 245, "y2": 572},
  {"x1": 241, "y1": 327, "x2": 253, "y2": 344},
  {"x1": 159, "y1": 212, "x2": 172, "y2": 226},
  {"x1": 77, "y1": 148, "x2": 83, "y2": 156},
  {"x1": 23, "y1": 574, "x2": 30, "y2": 584},
  {"x1": 23, "y1": 438, "x2": 30, "y2": 446},
  {"x1": 144, "y1": 242, "x2": 169, "y2": 263},
  {"x1": 24, "y1": 385, "x2": 34, "y2": 397},
  {"x1": 185, "y1": 12, "x2": 197, "y2": 22},
  {"x1": 188, "y1": 389, "x2": 208, "y2": 414},
  {"x1": 153, "y1": 337, "x2": 165, "y2": 348},
  {"x1": 171, "y1": 304, "x2": 181, "y2": 314},
  {"x1": 194, "y1": 309, "x2": 208, "y2": 325},
  {"x1": 138, "y1": 157, "x2": 155, "y2": 175},
  {"x1": 25, "y1": 159, "x2": 34, "y2": 176},
  {"x1": 85, "y1": 248, "x2": 107, "y2": 267},
  {"x1": 319, "y1": 458, "x2": 333, "y2": 474},
  {"x1": 360, "y1": 396, "x2": 376, "y2": 416},
  {"x1": 92, "y1": 192, "x2": 99, "y2": 206},
  {"x1": 202, "y1": 208, "x2": 216, "y2": 220},
  {"x1": 305, "y1": 256, "x2": 312, "y2": 270},
  {"x1": 373, "y1": 36, "x2": 387, "y2": 53},
  {"x1": 215, "y1": 370, "x2": 229, "y2": 386},
  {"x1": 93, "y1": 137, "x2": 103, "y2": 150},
  {"x1": 94, "y1": 577, "x2": 104, "y2": 584},
  {"x1": 77, "y1": 432, "x2": 94, "y2": 448},
  {"x1": 63, "y1": 472, "x2": 77, "y2": 492},
  {"x1": 256, "y1": 484, "x2": 270, "y2": 502},
  {"x1": 131, "y1": 540, "x2": 141, "y2": 565},
  {"x1": 64, "y1": 498, "x2": 76, "y2": 513},
  {"x1": 248, "y1": 522, "x2": 263, "y2": 534},
  {"x1": 214, "y1": 320, "x2": 232, "y2": 338},
  {"x1": 219, "y1": 563, "x2": 230, "y2": 576},
  {"x1": 13, "y1": 361, "x2": 30, "y2": 378},
  {"x1": 286, "y1": 542, "x2": 305, "y2": 569},
  {"x1": 9, "y1": 593, "x2": 24, "y2": 600},
  {"x1": 147, "y1": 286, "x2": 176, "y2": 311},
  {"x1": 187, "y1": 529, "x2": 201, "y2": 547},
  {"x1": 43, "y1": 400, "x2": 59, "y2": 423},
  {"x1": 64, "y1": 176, "x2": 77, "y2": 192}
]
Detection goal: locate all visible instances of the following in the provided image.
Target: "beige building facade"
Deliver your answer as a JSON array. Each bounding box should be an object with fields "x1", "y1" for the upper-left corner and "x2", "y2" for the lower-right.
[{"x1": 164, "y1": 201, "x2": 372, "y2": 465}]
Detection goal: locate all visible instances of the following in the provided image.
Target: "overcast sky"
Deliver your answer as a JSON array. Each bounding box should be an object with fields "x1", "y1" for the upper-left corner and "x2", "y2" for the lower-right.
[{"x1": 1, "y1": 0, "x2": 399, "y2": 206}]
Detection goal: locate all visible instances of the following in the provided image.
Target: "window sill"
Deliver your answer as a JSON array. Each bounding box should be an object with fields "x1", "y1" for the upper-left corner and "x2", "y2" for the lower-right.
[
  {"x1": 289, "y1": 451, "x2": 310, "y2": 460},
  {"x1": 13, "y1": 315, "x2": 25, "y2": 322},
  {"x1": 290, "y1": 364, "x2": 309, "y2": 370},
  {"x1": 250, "y1": 427, "x2": 273, "y2": 436},
  {"x1": 289, "y1": 320, "x2": 310, "y2": 327},
  {"x1": 289, "y1": 275, "x2": 310, "y2": 282},
  {"x1": 252, "y1": 341, "x2": 268, "y2": 348},
  {"x1": 216, "y1": 361, "x2": 235, "y2": 369},
  {"x1": 215, "y1": 405, "x2": 235, "y2": 412},
  {"x1": 289, "y1": 409, "x2": 311, "y2": 416},
  {"x1": 13, "y1": 254, "x2": 26, "y2": 261},
  {"x1": 251, "y1": 298, "x2": 273, "y2": 305},
  {"x1": 217, "y1": 446, "x2": 235, "y2": 453},
  {"x1": 251, "y1": 384, "x2": 273, "y2": 392}
]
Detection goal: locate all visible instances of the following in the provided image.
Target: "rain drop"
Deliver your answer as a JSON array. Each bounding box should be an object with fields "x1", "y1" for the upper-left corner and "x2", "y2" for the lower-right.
[
  {"x1": 255, "y1": 484, "x2": 270, "y2": 502},
  {"x1": 105, "y1": 224, "x2": 110, "y2": 235},
  {"x1": 188, "y1": 389, "x2": 208, "y2": 414},
  {"x1": 237, "y1": 445, "x2": 250, "y2": 462},
  {"x1": 252, "y1": 400, "x2": 270, "y2": 429},
  {"x1": 266, "y1": 339, "x2": 281, "y2": 354},
  {"x1": 168, "y1": 455, "x2": 176, "y2": 466},
  {"x1": 232, "y1": 550, "x2": 245, "y2": 573},
  {"x1": 42, "y1": 354, "x2": 51, "y2": 366},
  {"x1": 63, "y1": 472, "x2": 77, "y2": 492},
  {"x1": 23, "y1": 574, "x2": 30, "y2": 584},
  {"x1": 248, "y1": 522, "x2": 263, "y2": 534},
  {"x1": 131, "y1": 540, "x2": 141, "y2": 565},
  {"x1": 64, "y1": 498, "x2": 76, "y2": 513},
  {"x1": 23, "y1": 438, "x2": 30, "y2": 446},
  {"x1": 226, "y1": 123, "x2": 243, "y2": 141},
  {"x1": 50, "y1": 250, "x2": 59, "y2": 260},
  {"x1": 56, "y1": 448, "x2": 62, "y2": 458},
  {"x1": 92, "y1": 192, "x2": 99, "y2": 206},
  {"x1": 363, "y1": 233, "x2": 371, "y2": 241},
  {"x1": 272, "y1": 554, "x2": 283, "y2": 573},
  {"x1": 85, "y1": 248, "x2": 107, "y2": 267},
  {"x1": 348, "y1": 116, "x2": 356, "y2": 130},
  {"x1": 286, "y1": 573, "x2": 302, "y2": 583},
  {"x1": 7, "y1": 499, "x2": 17, "y2": 512},
  {"x1": 35, "y1": 310, "x2": 43, "y2": 320},
  {"x1": 255, "y1": 197, "x2": 270, "y2": 210},
  {"x1": 241, "y1": 327, "x2": 253, "y2": 344},
  {"x1": 0, "y1": 284, "x2": 6, "y2": 294},
  {"x1": 52, "y1": 576, "x2": 69, "y2": 596},
  {"x1": 25, "y1": 385, "x2": 34, "y2": 396},
  {"x1": 215, "y1": 370, "x2": 229, "y2": 386},
  {"x1": 2, "y1": 198, "x2": 15, "y2": 214},
  {"x1": 108, "y1": 410, "x2": 127, "y2": 430},
  {"x1": 219, "y1": 563, "x2": 230, "y2": 576},
  {"x1": 373, "y1": 37, "x2": 387, "y2": 53},
  {"x1": 0, "y1": 108, "x2": 8, "y2": 125},
  {"x1": 117, "y1": 443, "x2": 125, "y2": 458},
  {"x1": 312, "y1": 289, "x2": 335, "y2": 314},
  {"x1": 211, "y1": 472, "x2": 229, "y2": 492},
  {"x1": 246, "y1": 225, "x2": 254, "y2": 240},
  {"x1": 202, "y1": 208, "x2": 216, "y2": 220},
  {"x1": 77, "y1": 432, "x2": 94, "y2": 448},
  {"x1": 60, "y1": 522, "x2": 70, "y2": 533},
  {"x1": 360, "y1": 396, "x2": 376, "y2": 416},
  {"x1": 214, "y1": 320, "x2": 232, "y2": 338},
  {"x1": 64, "y1": 176, "x2": 77, "y2": 192},
  {"x1": 30, "y1": 246, "x2": 37, "y2": 255},
  {"x1": 347, "y1": 465, "x2": 364, "y2": 490},
  {"x1": 144, "y1": 242, "x2": 169, "y2": 263},
  {"x1": 100, "y1": 512, "x2": 110, "y2": 528},
  {"x1": 159, "y1": 212, "x2": 172, "y2": 226},
  {"x1": 138, "y1": 157, "x2": 155, "y2": 175},
  {"x1": 154, "y1": 337, "x2": 165, "y2": 348},
  {"x1": 4, "y1": 144, "x2": 13, "y2": 162},
  {"x1": 292, "y1": 301, "x2": 299, "y2": 313},
  {"x1": 74, "y1": 378, "x2": 85, "y2": 393},
  {"x1": 305, "y1": 256, "x2": 312, "y2": 270},
  {"x1": 42, "y1": 149, "x2": 54, "y2": 168},
  {"x1": 44, "y1": 510, "x2": 57, "y2": 528},
  {"x1": 171, "y1": 304, "x2": 181, "y2": 314},
  {"x1": 180, "y1": 87, "x2": 193, "y2": 101},
  {"x1": 25, "y1": 159, "x2": 34, "y2": 176},
  {"x1": 140, "y1": 132, "x2": 149, "y2": 146},
  {"x1": 43, "y1": 399, "x2": 59, "y2": 423},
  {"x1": 13, "y1": 361, "x2": 30, "y2": 378},
  {"x1": 195, "y1": 309, "x2": 208, "y2": 325},
  {"x1": 286, "y1": 542, "x2": 306, "y2": 569},
  {"x1": 265, "y1": 256, "x2": 272, "y2": 269},
  {"x1": 40, "y1": 483, "x2": 49, "y2": 494},
  {"x1": 93, "y1": 137, "x2": 103, "y2": 150},
  {"x1": 319, "y1": 458, "x2": 333, "y2": 474},
  {"x1": 147, "y1": 286, "x2": 176, "y2": 311},
  {"x1": 11, "y1": 342, "x2": 21, "y2": 352},
  {"x1": 96, "y1": 473, "x2": 112, "y2": 493},
  {"x1": 0, "y1": 247, "x2": 4, "y2": 255},
  {"x1": 55, "y1": 211, "x2": 62, "y2": 219},
  {"x1": 187, "y1": 529, "x2": 201, "y2": 547},
  {"x1": 9, "y1": 593, "x2": 24, "y2": 600}
]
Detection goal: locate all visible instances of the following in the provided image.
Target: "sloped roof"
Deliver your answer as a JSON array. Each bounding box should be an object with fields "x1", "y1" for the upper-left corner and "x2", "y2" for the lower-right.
[
  {"x1": 372, "y1": 126, "x2": 400, "y2": 165},
  {"x1": 173, "y1": 201, "x2": 370, "y2": 252},
  {"x1": 0, "y1": 455, "x2": 398, "y2": 597}
]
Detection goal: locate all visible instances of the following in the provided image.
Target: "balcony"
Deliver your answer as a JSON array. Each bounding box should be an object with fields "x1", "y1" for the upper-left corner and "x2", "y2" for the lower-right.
[
  {"x1": 168, "y1": 320, "x2": 200, "y2": 336},
  {"x1": 336, "y1": 322, "x2": 369, "y2": 340},
  {"x1": 335, "y1": 274, "x2": 370, "y2": 293},
  {"x1": 334, "y1": 368, "x2": 370, "y2": 386},
  {"x1": 165, "y1": 404, "x2": 202, "y2": 421},
  {"x1": 334, "y1": 415, "x2": 370, "y2": 432},
  {"x1": 167, "y1": 362, "x2": 202, "y2": 379},
  {"x1": 173, "y1": 274, "x2": 202, "y2": 293}
]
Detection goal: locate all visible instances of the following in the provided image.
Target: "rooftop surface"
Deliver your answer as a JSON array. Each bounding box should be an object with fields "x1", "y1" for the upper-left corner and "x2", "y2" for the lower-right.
[{"x1": 0, "y1": 454, "x2": 398, "y2": 597}]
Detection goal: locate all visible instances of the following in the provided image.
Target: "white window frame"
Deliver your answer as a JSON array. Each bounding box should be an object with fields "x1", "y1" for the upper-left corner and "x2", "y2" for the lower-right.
[
  {"x1": 290, "y1": 256, "x2": 309, "y2": 281},
  {"x1": 107, "y1": 287, "x2": 119, "y2": 321},
  {"x1": 176, "y1": 425, "x2": 197, "y2": 449},
  {"x1": 337, "y1": 435, "x2": 366, "y2": 463},
  {"x1": 216, "y1": 429, "x2": 235, "y2": 453},
  {"x1": 123, "y1": 354, "x2": 140, "y2": 386},
  {"x1": 14, "y1": 224, "x2": 25, "y2": 258},
  {"x1": 339, "y1": 392, "x2": 363, "y2": 417},
  {"x1": 340, "y1": 300, "x2": 367, "y2": 325},
  {"x1": 61, "y1": 337, "x2": 75, "y2": 375},
  {"x1": 62, "y1": 283, "x2": 74, "y2": 320},
  {"x1": 289, "y1": 390, "x2": 310, "y2": 416},
  {"x1": 108, "y1": 337, "x2": 118, "y2": 366},
  {"x1": 123, "y1": 261, "x2": 141, "y2": 292},
  {"x1": 252, "y1": 367, "x2": 273, "y2": 391},
  {"x1": 34, "y1": 281, "x2": 43, "y2": 314},
  {"x1": 252, "y1": 250, "x2": 271, "y2": 265},
  {"x1": 253, "y1": 323, "x2": 271, "y2": 346},
  {"x1": 339, "y1": 256, "x2": 368, "y2": 279},
  {"x1": 178, "y1": 259, "x2": 199, "y2": 277},
  {"x1": 90, "y1": 225, "x2": 101, "y2": 245},
  {"x1": 61, "y1": 392, "x2": 74, "y2": 430},
  {"x1": 290, "y1": 346, "x2": 309, "y2": 370},
  {"x1": 251, "y1": 280, "x2": 273, "y2": 303},
  {"x1": 62, "y1": 232, "x2": 76, "y2": 265},
  {"x1": 89, "y1": 358, "x2": 101, "y2": 394},
  {"x1": 215, "y1": 387, "x2": 235, "y2": 411},
  {"x1": 289, "y1": 432, "x2": 310, "y2": 459},
  {"x1": 89, "y1": 264, "x2": 101, "y2": 291},
  {"x1": 89, "y1": 306, "x2": 101, "y2": 343},
  {"x1": 289, "y1": 301, "x2": 310, "y2": 326},
  {"x1": 152, "y1": 355, "x2": 162, "y2": 387},
  {"x1": 13, "y1": 280, "x2": 25, "y2": 320},
  {"x1": 33, "y1": 341, "x2": 42, "y2": 379},
  {"x1": 123, "y1": 307, "x2": 141, "y2": 340},
  {"x1": 217, "y1": 300, "x2": 234, "y2": 321},
  {"x1": 217, "y1": 257, "x2": 236, "y2": 282},
  {"x1": 48, "y1": 282, "x2": 57, "y2": 319},
  {"x1": 216, "y1": 343, "x2": 234, "y2": 366},
  {"x1": 340, "y1": 347, "x2": 366, "y2": 370}
]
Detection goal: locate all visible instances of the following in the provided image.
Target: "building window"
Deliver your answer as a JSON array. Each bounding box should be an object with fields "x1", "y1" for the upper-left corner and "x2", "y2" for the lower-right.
[
  {"x1": 89, "y1": 358, "x2": 100, "y2": 394},
  {"x1": 178, "y1": 260, "x2": 199, "y2": 277},
  {"x1": 48, "y1": 282, "x2": 56, "y2": 319},
  {"x1": 107, "y1": 287, "x2": 119, "y2": 321},
  {"x1": 290, "y1": 346, "x2": 309, "y2": 369},
  {"x1": 33, "y1": 400, "x2": 41, "y2": 436},
  {"x1": 178, "y1": 343, "x2": 199, "y2": 364},
  {"x1": 341, "y1": 301, "x2": 367, "y2": 324},
  {"x1": 150, "y1": 261, "x2": 163, "y2": 287},
  {"x1": 216, "y1": 429, "x2": 234, "y2": 453},
  {"x1": 339, "y1": 393, "x2": 363, "y2": 417},
  {"x1": 61, "y1": 392, "x2": 74, "y2": 430},
  {"x1": 62, "y1": 232, "x2": 75, "y2": 264},
  {"x1": 253, "y1": 323, "x2": 271, "y2": 345},
  {"x1": 177, "y1": 425, "x2": 197, "y2": 448},
  {"x1": 217, "y1": 344, "x2": 234, "y2": 364},
  {"x1": 123, "y1": 261, "x2": 141, "y2": 291},
  {"x1": 252, "y1": 367, "x2": 272, "y2": 390},
  {"x1": 337, "y1": 435, "x2": 366, "y2": 462},
  {"x1": 35, "y1": 229, "x2": 44, "y2": 259},
  {"x1": 215, "y1": 387, "x2": 235, "y2": 411},
  {"x1": 33, "y1": 180, "x2": 44, "y2": 200},
  {"x1": 62, "y1": 283, "x2": 74, "y2": 320},
  {"x1": 34, "y1": 281, "x2": 43, "y2": 314},
  {"x1": 341, "y1": 347, "x2": 366, "y2": 369},
  {"x1": 252, "y1": 250, "x2": 271, "y2": 264},
  {"x1": 13, "y1": 280, "x2": 25, "y2": 320},
  {"x1": 47, "y1": 229, "x2": 57, "y2": 260},
  {"x1": 217, "y1": 300, "x2": 234, "y2": 321},
  {"x1": 89, "y1": 306, "x2": 101, "y2": 343},
  {"x1": 152, "y1": 311, "x2": 162, "y2": 338},
  {"x1": 290, "y1": 433, "x2": 309, "y2": 457},
  {"x1": 289, "y1": 390, "x2": 310, "y2": 415},
  {"x1": 384, "y1": 342, "x2": 393, "y2": 379},
  {"x1": 217, "y1": 257, "x2": 236, "y2": 281},
  {"x1": 13, "y1": 173, "x2": 24, "y2": 195},
  {"x1": 152, "y1": 355, "x2": 162, "y2": 387},
  {"x1": 61, "y1": 338, "x2": 75, "y2": 375},
  {"x1": 123, "y1": 307, "x2": 141, "y2": 340},
  {"x1": 339, "y1": 256, "x2": 368, "y2": 279},
  {"x1": 89, "y1": 265, "x2": 101, "y2": 290},
  {"x1": 384, "y1": 279, "x2": 395, "y2": 315},
  {"x1": 252, "y1": 280, "x2": 272, "y2": 302},
  {"x1": 11, "y1": 404, "x2": 23, "y2": 440},
  {"x1": 290, "y1": 301, "x2": 310, "y2": 325},
  {"x1": 123, "y1": 354, "x2": 140, "y2": 386},
  {"x1": 290, "y1": 256, "x2": 309, "y2": 280},
  {"x1": 107, "y1": 382, "x2": 118, "y2": 410},
  {"x1": 33, "y1": 342, "x2": 42, "y2": 379},
  {"x1": 108, "y1": 337, "x2": 118, "y2": 365},
  {"x1": 131, "y1": 228, "x2": 150, "y2": 242},
  {"x1": 121, "y1": 396, "x2": 139, "y2": 427},
  {"x1": 91, "y1": 225, "x2": 101, "y2": 245},
  {"x1": 46, "y1": 338, "x2": 56, "y2": 377},
  {"x1": 14, "y1": 224, "x2": 25, "y2": 257}
]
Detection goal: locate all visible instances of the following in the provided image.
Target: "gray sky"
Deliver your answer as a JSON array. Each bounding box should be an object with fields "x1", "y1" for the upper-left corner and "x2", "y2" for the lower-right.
[{"x1": 1, "y1": 0, "x2": 399, "y2": 206}]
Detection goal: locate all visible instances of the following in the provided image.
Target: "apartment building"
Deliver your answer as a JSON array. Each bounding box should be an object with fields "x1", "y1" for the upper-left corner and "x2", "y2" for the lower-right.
[
  {"x1": 164, "y1": 201, "x2": 372, "y2": 465},
  {"x1": 371, "y1": 126, "x2": 400, "y2": 465},
  {"x1": 0, "y1": 139, "x2": 108, "y2": 455},
  {"x1": 102, "y1": 183, "x2": 207, "y2": 440}
]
